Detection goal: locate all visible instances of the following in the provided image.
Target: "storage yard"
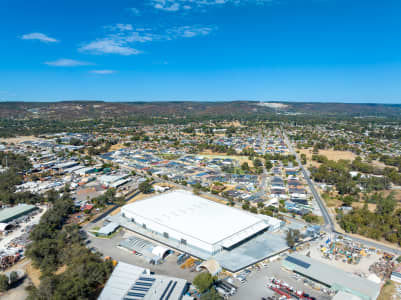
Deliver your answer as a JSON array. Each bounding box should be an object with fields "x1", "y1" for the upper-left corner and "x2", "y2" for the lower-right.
[{"x1": 0, "y1": 205, "x2": 46, "y2": 270}]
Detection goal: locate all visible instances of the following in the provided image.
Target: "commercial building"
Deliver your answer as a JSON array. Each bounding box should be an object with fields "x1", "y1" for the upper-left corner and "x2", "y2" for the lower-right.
[
  {"x1": 120, "y1": 190, "x2": 272, "y2": 256},
  {"x1": 0, "y1": 204, "x2": 38, "y2": 223},
  {"x1": 52, "y1": 161, "x2": 79, "y2": 172},
  {"x1": 99, "y1": 174, "x2": 129, "y2": 187},
  {"x1": 110, "y1": 189, "x2": 287, "y2": 272},
  {"x1": 391, "y1": 267, "x2": 401, "y2": 283},
  {"x1": 282, "y1": 254, "x2": 381, "y2": 300},
  {"x1": 97, "y1": 222, "x2": 120, "y2": 237},
  {"x1": 98, "y1": 262, "x2": 189, "y2": 300}
]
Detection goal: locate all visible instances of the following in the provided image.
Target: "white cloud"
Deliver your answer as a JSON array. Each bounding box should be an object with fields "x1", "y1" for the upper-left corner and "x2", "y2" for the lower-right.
[
  {"x1": 106, "y1": 23, "x2": 133, "y2": 31},
  {"x1": 79, "y1": 38, "x2": 141, "y2": 55},
  {"x1": 130, "y1": 8, "x2": 141, "y2": 15},
  {"x1": 149, "y1": 0, "x2": 274, "y2": 12},
  {"x1": 90, "y1": 70, "x2": 117, "y2": 74},
  {"x1": 152, "y1": 0, "x2": 181, "y2": 11},
  {"x1": 79, "y1": 24, "x2": 216, "y2": 55},
  {"x1": 166, "y1": 25, "x2": 216, "y2": 38},
  {"x1": 44, "y1": 58, "x2": 92, "y2": 67},
  {"x1": 21, "y1": 32, "x2": 59, "y2": 43}
]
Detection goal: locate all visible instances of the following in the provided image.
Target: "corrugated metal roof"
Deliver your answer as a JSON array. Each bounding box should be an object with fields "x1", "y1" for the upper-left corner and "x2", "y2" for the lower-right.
[
  {"x1": 283, "y1": 254, "x2": 380, "y2": 300},
  {"x1": 121, "y1": 190, "x2": 269, "y2": 246},
  {"x1": 98, "y1": 222, "x2": 119, "y2": 235},
  {"x1": 0, "y1": 204, "x2": 37, "y2": 223}
]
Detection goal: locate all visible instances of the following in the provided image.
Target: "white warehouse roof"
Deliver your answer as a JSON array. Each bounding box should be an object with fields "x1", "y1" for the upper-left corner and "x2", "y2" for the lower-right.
[{"x1": 121, "y1": 190, "x2": 269, "y2": 248}]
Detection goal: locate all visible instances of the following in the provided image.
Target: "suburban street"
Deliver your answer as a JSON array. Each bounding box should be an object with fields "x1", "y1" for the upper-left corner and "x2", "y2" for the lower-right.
[{"x1": 282, "y1": 129, "x2": 401, "y2": 256}]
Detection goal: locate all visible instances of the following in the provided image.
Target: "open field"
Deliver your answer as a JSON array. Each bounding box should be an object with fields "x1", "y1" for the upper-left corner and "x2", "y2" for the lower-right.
[
  {"x1": 372, "y1": 160, "x2": 389, "y2": 170},
  {"x1": 0, "y1": 136, "x2": 39, "y2": 144},
  {"x1": 352, "y1": 202, "x2": 377, "y2": 212},
  {"x1": 198, "y1": 151, "x2": 253, "y2": 167},
  {"x1": 222, "y1": 121, "x2": 243, "y2": 127},
  {"x1": 299, "y1": 148, "x2": 356, "y2": 167},
  {"x1": 109, "y1": 143, "x2": 127, "y2": 151}
]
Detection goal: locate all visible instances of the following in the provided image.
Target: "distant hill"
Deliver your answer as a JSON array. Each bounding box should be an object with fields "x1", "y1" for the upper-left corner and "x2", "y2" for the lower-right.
[{"x1": 0, "y1": 101, "x2": 399, "y2": 120}]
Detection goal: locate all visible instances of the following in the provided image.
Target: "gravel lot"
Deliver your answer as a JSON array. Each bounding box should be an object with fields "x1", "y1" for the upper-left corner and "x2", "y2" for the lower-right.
[{"x1": 231, "y1": 260, "x2": 332, "y2": 300}]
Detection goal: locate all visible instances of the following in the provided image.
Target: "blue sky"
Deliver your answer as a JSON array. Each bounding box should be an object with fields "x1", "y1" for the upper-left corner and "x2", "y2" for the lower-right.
[{"x1": 1, "y1": 0, "x2": 400, "y2": 103}]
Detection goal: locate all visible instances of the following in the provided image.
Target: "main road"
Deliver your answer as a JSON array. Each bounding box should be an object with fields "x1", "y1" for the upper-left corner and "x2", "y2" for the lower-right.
[
  {"x1": 282, "y1": 130, "x2": 333, "y2": 231},
  {"x1": 282, "y1": 129, "x2": 401, "y2": 255}
]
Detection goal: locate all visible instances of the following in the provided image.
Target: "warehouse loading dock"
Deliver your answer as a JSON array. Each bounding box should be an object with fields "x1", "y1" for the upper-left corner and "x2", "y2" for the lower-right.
[{"x1": 109, "y1": 190, "x2": 291, "y2": 272}]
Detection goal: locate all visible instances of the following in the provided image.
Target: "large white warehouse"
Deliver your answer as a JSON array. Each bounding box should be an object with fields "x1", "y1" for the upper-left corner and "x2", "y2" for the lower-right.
[{"x1": 121, "y1": 190, "x2": 277, "y2": 255}]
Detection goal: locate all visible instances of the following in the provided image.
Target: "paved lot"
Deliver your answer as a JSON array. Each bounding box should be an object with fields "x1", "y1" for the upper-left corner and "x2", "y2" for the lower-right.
[
  {"x1": 231, "y1": 260, "x2": 332, "y2": 300},
  {"x1": 108, "y1": 212, "x2": 295, "y2": 273},
  {"x1": 86, "y1": 227, "x2": 199, "y2": 281}
]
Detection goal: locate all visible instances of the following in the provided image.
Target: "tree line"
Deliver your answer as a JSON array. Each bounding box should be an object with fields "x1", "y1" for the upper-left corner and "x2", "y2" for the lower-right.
[{"x1": 26, "y1": 192, "x2": 113, "y2": 300}]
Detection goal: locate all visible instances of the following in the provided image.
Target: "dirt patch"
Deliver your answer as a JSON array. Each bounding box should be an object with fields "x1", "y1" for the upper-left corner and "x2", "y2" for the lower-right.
[
  {"x1": 222, "y1": 121, "x2": 243, "y2": 128},
  {"x1": 25, "y1": 261, "x2": 41, "y2": 287},
  {"x1": 299, "y1": 148, "x2": 356, "y2": 166},
  {"x1": 198, "y1": 151, "x2": 253, "y2": 167},
  {"x1": 55, "y1": 265, "x2": 67, "y2": 275},
  {"x1": 378, "y1": 280, "x2": 396, "y2": 300},
  {"x1": 110, "y1": 144, "x2": 127, "y2": 151},
  {"x1": 352, "y1": 202, "x2": 377, "y2": 212},
  {"x1": 371, "y1": 160, "x2": 388, "y2": 170},
  {"x1": 198, "y1": 193, "x2": 228, "y2": 205},
  {"x1": 381, "y1": 189, "x2": 401, "y2": 202},
  {"x1": 0, "y1": 136, "x2": 39, "y2": 144}
]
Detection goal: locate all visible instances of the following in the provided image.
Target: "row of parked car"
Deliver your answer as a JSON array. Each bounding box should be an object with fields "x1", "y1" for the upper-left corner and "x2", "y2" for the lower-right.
[{"x1": 215, "y1": 279, "x2": 237, "y2": 297}]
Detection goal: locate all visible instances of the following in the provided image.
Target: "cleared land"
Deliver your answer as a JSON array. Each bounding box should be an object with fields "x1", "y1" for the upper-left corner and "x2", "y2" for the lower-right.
[
  {"x1": 109, "y1": 143, "x2": 127, "y2": 151},
  {"x1": 0, "y1": 135, "x2": 39, "y2": 144},
  {"x1": 299, "y1": 148, "x2": 356, "y2": 167},
  {"x1": 378, "y1": 281, "x2": 397, "y2": 300},
  {"x1": 199, "y1": 151, "x2": 254, "y2": 167}
]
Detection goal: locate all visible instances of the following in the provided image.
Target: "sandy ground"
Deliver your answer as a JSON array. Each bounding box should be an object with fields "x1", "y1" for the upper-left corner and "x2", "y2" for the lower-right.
[
  {"x1": 382, "y1": 189, "x2": 401, "y2": 202},
  {"x1": 371, "y1": 160, "x2": 389, "y2": 170},
  {"x1": 299, "y1": 148, "x2": 356, "y2": 167},
  {"x1": 109, "y1": 144, "x2": 127, "y2": 151},
  {"x1": 0, "y1": 136, "x2": 39, "y2": 144},
  {"x1": 198, "y1": 192, "x2": 228, "y2": 205},
  {"x1": 352, "y1": 202, "x2": 377, "y2": 212},
  {"x1": 25, "y1": 261, "x2": 41, "y2": 287},
  {"x1": 378, "y1": 281, "x2": 401, "y2": 300},
  {"x1": 198, "y1": 151, "x2": 253, "y2": 167},
  {"x1": 221, "y1": 121, "x2": 243, "y2": 127}
]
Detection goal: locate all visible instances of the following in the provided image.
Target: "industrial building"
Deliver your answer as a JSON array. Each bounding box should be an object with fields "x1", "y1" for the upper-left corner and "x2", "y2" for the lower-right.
[
  {"x1": 282, "y1": 254, "x2": 381, "y2": 300},
  {"x1": 0, "y1": 204, "x2": 38, "y2": 223},
  {"x1": 97, "y1": 222, "x2": 120, "y2": 237},
  {"x1": 98, "y1": 262, "x2": 189, "y2": 300},
  {"x1": 120, "y1": 190, "x2": 278, "y2": 256}
]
